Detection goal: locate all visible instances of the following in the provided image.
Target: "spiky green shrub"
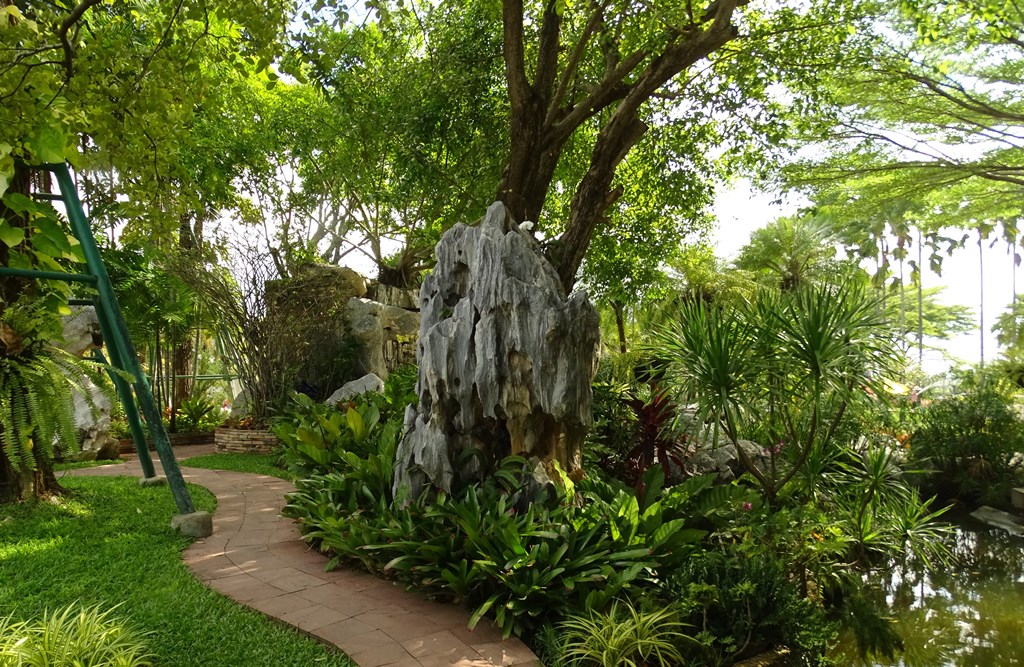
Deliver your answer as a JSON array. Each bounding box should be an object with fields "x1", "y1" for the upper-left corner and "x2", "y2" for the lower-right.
[
  {"x1": 557, "y1": 600, "x2": 691, "y2": 667},
  {"x1": 0, "y1": 603, "x2": 153, "y2": 666}
]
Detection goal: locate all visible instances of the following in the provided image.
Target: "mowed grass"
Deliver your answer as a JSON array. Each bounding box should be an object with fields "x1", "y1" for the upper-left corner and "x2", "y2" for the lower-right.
[
  {"x1": 0, "y1": 476, "x2": 352, "y2": 666},
  {"x1": 180, "y1": 452, "x2": 291, "y2": 480}
]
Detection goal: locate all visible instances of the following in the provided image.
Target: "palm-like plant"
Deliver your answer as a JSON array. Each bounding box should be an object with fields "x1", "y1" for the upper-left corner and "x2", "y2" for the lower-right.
[
  {"x1": 735, "y1": 216, "x2": 839, "y2": 292},
  {"x1": 652, "y1": 279, "x2": 900, "y2": 503}
]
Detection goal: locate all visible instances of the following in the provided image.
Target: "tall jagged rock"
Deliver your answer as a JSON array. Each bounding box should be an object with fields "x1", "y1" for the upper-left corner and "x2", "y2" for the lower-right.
[
  {"x1": 58, "y1": 307, "x2": 117, "y2": 459},
  {"x1": 394, "y1": 202, "x2": 600, "y2": 500}
]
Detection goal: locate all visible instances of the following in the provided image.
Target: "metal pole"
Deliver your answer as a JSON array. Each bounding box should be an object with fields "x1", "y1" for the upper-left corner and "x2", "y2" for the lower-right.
[
  {"x1": 50, "y1": 164, "x2": 196, "y2": 514},
  {"x1": 92, "y1": 344, "x2": 156, "y2": 479}
]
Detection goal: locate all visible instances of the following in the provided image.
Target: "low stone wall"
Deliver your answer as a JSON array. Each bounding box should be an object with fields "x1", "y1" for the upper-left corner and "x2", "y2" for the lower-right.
[{"x1": 214, "y1": 427, "x2": 279, "y2": 454}]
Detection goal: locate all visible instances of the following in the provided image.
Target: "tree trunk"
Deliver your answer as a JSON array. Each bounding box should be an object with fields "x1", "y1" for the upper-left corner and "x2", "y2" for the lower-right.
[
  {"x1": 498, "y1": 0, "x2": 742, "y2": 294},
  {"x1": 918, "y1": 229, "x2": 924, "y2": 365},
  {"x1": 612, "y1": 299, "x2": 628, "y2": 354},
  {"x1": 394, "y1": 202, "x2": 600, "y2": 501},
  {"x1": 171, "y1": 216, "x2": 196, "y2": 418},
  {"x1": 0, "y1": 447, "x2": 65, "y2": 503},
  {"x1": 979, "y1": 226, "x2": 985, "y2": 367}
]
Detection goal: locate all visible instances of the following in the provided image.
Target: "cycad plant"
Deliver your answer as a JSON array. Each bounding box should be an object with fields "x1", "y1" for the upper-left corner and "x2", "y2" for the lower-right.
[{"x1": 652, "y1": 278, "x2": 900, "y2": 503}]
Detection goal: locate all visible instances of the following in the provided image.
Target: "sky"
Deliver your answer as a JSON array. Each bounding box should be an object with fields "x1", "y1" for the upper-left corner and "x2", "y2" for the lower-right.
[{"x1": 712, "y1": 179, "x2": 1018, "y2": 375}]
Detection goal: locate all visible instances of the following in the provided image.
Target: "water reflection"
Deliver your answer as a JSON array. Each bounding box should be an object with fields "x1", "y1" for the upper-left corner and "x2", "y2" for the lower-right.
[{"x1": 836, "y1": 514, "x2": 1024, "y2": 667}]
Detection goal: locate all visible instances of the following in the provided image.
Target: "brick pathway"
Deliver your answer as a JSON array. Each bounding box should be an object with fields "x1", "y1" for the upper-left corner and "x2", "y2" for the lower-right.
[{"x1": 72, "y1": 448, "x2": 541, "y2": 667}]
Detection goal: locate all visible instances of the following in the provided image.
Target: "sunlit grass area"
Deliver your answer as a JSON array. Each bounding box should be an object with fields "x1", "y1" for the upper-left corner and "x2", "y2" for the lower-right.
[
  {"x1": 0, "y1": 476, "x2": 352, "y2": 667},
  {"x1": 180, "y1": 452, "x2": 290, "y2": 480}
]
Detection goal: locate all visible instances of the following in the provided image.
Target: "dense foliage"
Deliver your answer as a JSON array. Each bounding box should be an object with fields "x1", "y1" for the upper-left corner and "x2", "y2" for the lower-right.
[{"x1": 909, "y1": 371, "x2": 1024, "y2": 505}]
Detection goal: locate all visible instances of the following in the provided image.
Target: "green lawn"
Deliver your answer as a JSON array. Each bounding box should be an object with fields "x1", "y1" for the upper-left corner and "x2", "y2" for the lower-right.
[
  {"x1": 0, "y1": 477, "x2": 352, "y2": 666},
  {"x1": 180, "y1": 452, "x2": 291, "y2": 480}
]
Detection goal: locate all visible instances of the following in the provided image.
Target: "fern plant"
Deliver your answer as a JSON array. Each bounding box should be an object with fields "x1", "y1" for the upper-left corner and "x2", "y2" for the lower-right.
[{"x1": 1, "y1": 303, "x2": 112, "y2": 499}]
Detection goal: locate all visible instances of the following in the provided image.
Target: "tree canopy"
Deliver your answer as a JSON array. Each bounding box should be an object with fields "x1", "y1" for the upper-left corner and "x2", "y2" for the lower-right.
[{"x1": 783, "y1": 0, "x2": 1024, "y2": 250}]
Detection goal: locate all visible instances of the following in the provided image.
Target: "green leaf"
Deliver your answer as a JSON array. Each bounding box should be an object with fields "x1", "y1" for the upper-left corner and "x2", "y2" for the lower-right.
[
  {"x1": 0, "y1": 221, "x2": 25, "y2": 247},
  {"x1": 0, "y1": 148, "x2": 13, "y2": 197},
  {"x1": 29, "y1": 126, "x2": 68, "y2": 164},
  {"x1": 346, "y1": 407, "x2": 366, "y2": 441}
]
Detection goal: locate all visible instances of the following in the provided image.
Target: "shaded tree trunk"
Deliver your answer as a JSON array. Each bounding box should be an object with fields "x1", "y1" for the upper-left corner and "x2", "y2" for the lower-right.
[
  {"x1": 611, "y1": 299, "x2": 628, "y2": 353},
  {"x1": 918, "y1": 229, "x2": 924, "y2": 365},
  {"x1": 171, "y1": 215, "x2": 197, "y2": 424},
  {"x1": 0, "y1": 449, "x2": 64, "y2": 503},
  {"x1": 979, "y1": 226, "x2": 985, "y2": 367}
]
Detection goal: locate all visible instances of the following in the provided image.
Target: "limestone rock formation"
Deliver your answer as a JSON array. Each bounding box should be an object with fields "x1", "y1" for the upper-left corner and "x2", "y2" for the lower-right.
[
  {"x1": 325, "y1": 373, "x2": 385, "y2": 406},
  {"x1": 58, "y1": 307, "x2": 118, "y2": 460},
  {"x1": 265, "y1": 264, "x2": 367, "y2": 397},
  {"x1": 686, "y1": 439, "x2": 770, "y2": 482},
  {"x1": 367, "y1": 282, "x2": 419, "y2": 310},
  {"x1": 393, "y1": 201, "x2": 600, "y2": 500},
  {"x1": 344, "y1": 298, "x2": 419, "y2": 380}
]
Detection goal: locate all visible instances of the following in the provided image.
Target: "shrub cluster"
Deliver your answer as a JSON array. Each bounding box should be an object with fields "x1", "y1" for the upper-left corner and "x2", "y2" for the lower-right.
[
  {"x1": 276, "y1": 374, "x2": 843, "y2": 663},
  {"x1": 909, "y1": 370, "x2": 1024, "y2": 505}
]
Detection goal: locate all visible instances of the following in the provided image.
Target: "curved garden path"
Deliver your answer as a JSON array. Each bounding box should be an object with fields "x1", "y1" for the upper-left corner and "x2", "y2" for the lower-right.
[{"x1": 72, "y1": 447, "x2": 541, "y2": 667}]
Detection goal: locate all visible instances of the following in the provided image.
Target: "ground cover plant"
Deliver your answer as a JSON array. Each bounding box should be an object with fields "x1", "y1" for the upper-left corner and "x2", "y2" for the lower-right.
[{"x1": 0, "y1": 476, "x2": 354, "y2": 667}]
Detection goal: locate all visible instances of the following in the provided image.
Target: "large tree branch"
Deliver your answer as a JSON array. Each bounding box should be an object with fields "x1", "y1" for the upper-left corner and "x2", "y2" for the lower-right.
[
  {"x1": 58, "y1": 0, "x2": 104, "y2": 78},
  {"x1": 502, "y1": 0, "x2": 531, "y2": 114},
  {"x1": 534, "y1": 0, "x2": 562, "y2": 98},
  {"x1": 545, "y1": 1, "x2": 606, "y2": 125},
  {"x1": 548, "y1": 48, "x2": 647, "y2": 146},
  {"x1": 893, "y1": 69, "x2": 1024, "y2": 124},
  {"x1": 554, "y1": 0, "x2": 744, "y2": 291}
]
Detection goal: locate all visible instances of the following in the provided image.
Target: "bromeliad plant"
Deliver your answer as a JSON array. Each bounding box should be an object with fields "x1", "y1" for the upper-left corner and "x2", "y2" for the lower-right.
[
  {"x1": 274, "y1": 391, "x2": 397, "y2": 481},
  {"x1": 653, "y1": 279, "x2": 901, "y2": 504},
  {"x1": 285, "y1": 458, "x2": 728, "y2": 638}
]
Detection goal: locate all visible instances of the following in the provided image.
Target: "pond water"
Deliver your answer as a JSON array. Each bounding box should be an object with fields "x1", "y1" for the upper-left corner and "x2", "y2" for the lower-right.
[{"x1": 835, "y1": 514, "x2": 1024, "y2": 667}]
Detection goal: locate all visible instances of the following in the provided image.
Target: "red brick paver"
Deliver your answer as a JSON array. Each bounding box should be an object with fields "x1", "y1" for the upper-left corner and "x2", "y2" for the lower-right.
[{"x1": 72, "y1": 448, "x2": 541, "y2": 667}]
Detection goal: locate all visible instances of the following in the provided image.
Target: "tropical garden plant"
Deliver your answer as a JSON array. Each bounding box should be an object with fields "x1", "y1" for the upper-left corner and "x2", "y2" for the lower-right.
[
  {"x1": 908, "y1": 369, "x2": 1024, "y2": 505},
  {"x1": 0, "y1": 603, "x2": 153, "y2": 667},
  {"x1": 652, "y1": 278, "x2": 901, "y2": 503},
  {"x1": 1, "y1": 190, "x2": 111, "y2": 501},
  {"x1": 557, "y1": 600, "x2": 691, "y2": 667}
]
